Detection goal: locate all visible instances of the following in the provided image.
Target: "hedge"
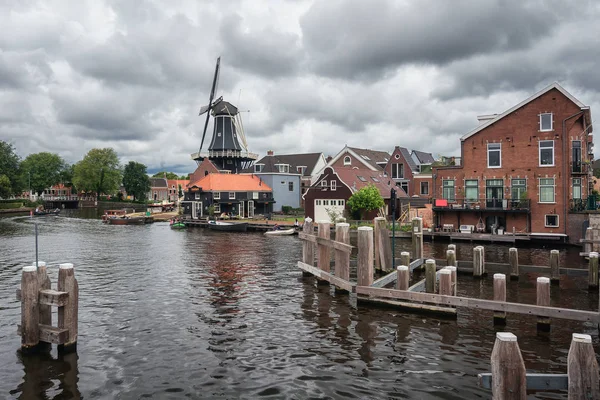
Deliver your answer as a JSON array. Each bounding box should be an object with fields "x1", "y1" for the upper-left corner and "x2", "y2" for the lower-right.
[{"x1": 0, "y1": 202, "x2": 23, "y2": 209}]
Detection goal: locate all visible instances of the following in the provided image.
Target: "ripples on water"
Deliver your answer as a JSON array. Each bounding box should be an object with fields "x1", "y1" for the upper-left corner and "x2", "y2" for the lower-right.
[{"x1": 0, "y1": 213, "x2": 598, "y2": 399}]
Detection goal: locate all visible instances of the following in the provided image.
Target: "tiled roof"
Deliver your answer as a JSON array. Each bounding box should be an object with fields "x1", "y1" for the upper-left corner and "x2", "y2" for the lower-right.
[
  {"x1": 150, "y1": 178, "x2": 168, "y2": 188},
  {"x1": 244, "y1": 152, "x2": 323, "y2": 176},
  {"x1": 330, "y1": 167, "x2": 407, "y2": 199},
  {"x1": 189, "y1": 173, "x2": 272, "y2": 192},
  {"x1": 412, "y1": 150, "x2": 435, "y2": 165},
  {"x1": 348, "y1": 147, "x2": 391, "y2": 169},
  {"x1": 397, "y1": 147, "x2": 419, "y2": 172}
]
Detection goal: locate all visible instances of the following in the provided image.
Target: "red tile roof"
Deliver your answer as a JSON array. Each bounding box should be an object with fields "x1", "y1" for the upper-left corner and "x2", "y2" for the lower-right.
[
  {"x1": 332, "y1": 167, "x2": 407, "y2": 198},
  {"x1": 189, "y1": 173, "x2": 272, "y2": 192}
]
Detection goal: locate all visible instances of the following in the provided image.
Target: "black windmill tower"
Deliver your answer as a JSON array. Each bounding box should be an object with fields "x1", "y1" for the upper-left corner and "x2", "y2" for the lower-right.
[{"x1": 191, "y1": 57, "x2": 257, "y2": 173}]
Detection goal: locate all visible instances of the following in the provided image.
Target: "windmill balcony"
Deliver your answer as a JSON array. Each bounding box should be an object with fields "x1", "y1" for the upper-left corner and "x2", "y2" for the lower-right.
[
  {"x1": 191, "y1": 150, "x2": 259, "y2": 160},
  {"x1": 432, "y1": 198, "x2": 530, "y2": 212}
]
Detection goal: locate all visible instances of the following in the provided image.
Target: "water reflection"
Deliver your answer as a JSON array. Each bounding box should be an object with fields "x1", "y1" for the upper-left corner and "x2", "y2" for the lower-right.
[{"x1": 11, "y1": 351, "x2": 80, "y2": 400}]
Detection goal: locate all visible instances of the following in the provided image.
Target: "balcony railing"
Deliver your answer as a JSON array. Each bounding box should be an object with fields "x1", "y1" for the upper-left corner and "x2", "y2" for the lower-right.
[
  {"x1": 570, "y1": 162, "x2": 589, "y2": 175},
  {"x1": 433, "y1": 198, "x2": 531, "y2": 211},
  {"x1": 569, "y1": 197, "x2": 598, "y2": 212}
]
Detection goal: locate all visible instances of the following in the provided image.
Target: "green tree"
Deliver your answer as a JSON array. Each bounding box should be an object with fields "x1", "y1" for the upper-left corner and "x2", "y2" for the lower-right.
[
  {"x1": 346, "y1": 184, "x2": 384, "y2": 220},
  {"x1": 20, "y1": 152, "x2": 66, "y2": 195},
  {"x1": 152, "y1": 171, "x2": 179, "y2": 179},
  {"x1": 73, "y1": 148, "x2": 122, "y2": 196},
  {"x1": 179, "y1": 174, "x2": 190, "y2": 179},
  {"x1": 123, "y1": 161, "x2": 151, "y2": 201},
  {"x1": 0, "y1": 141, "x2": 22, "y2": 196},
  {"x1": 0, "y1": 174, "x2": 12, "y2": 198},
  {"x1": 178, "y1": 184, "x2": 183, "y2": 198}
]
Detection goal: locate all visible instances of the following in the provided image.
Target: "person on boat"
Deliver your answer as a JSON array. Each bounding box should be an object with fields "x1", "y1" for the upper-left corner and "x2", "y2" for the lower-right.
[
  {"x1": 273, "y1": 224, "x2": 281, "y2": 231},
  {"x1": 294, "y1": 219, "x2": 299, "y2": 228}
]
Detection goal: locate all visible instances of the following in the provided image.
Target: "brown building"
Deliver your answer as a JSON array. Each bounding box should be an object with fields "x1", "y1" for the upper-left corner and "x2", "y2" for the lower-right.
[
  {"x1": 432, "y1": 82, "x2": 593, "y2": 240},
  {"x1": 383, "y1": 146, "x2": 433, "y2": 199}
]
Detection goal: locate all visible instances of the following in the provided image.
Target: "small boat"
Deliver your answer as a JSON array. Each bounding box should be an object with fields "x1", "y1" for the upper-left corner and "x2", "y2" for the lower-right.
[
  {"x1": 207, "y1": 220, "x2": 248, "y2": 232},
  {"x1": 33, "y1": 208, "x2": 60, "y2": 216},
  {"x1": 107, "y1": 216, "x2": 146, "y2": 225},
  {"x1": 170, "y1": 219, "x2": 186, "y2": 229},
  {"x1": 264, "y1": 228, "x2": 296, "y2": 236},
  {"x1": 102, "y1": 209, "x2": 127, "y2": 223}
]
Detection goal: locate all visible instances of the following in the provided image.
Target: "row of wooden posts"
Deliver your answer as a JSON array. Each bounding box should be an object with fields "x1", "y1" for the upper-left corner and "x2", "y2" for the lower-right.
[
  {"x1": 16, "y1": 262, "x2": 79, "y2": 353},
  {"x1": 299, "y1": 217, "x2": 600, "y2": 326}
]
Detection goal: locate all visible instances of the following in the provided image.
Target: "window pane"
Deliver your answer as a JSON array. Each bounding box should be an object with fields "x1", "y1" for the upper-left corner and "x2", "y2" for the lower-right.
[
  {"x1": 540, "y1": 114, "x2": 552, "y2": 131},
  {"x1": 488, "y1": 144, "x2": 501, "y2": 167}
]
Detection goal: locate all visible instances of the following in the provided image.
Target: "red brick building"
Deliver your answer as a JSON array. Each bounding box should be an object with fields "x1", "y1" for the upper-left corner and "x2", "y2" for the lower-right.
[
  {"x1": 383, "y1": 146, "x2": 433, "y2": 199},
  {"x1": 432, "y1": 83, "x2": 593, "y2": 239}
]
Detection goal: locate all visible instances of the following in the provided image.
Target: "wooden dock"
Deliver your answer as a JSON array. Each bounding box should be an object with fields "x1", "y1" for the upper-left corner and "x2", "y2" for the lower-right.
[{"x1": 183, "y1": 219, "x2": 294, "y2": 232}]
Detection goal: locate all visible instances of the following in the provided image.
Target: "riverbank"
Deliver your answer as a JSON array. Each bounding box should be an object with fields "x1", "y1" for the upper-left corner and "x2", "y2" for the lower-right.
[{"x1": 0, "y1": 207, "x2": 33, "y2": 215}]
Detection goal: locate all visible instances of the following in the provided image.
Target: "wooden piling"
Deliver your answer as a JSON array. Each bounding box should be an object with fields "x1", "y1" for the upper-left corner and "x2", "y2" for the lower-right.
[
  {"x1": 490, "y1": 332, "x2": 526, "y2": 399},
  {"x1": 446, "y1": 249, "x2": 456, "y2": 267},
  {"x1": 35, "y1": 261, "x2": 52, "y2": 328},
  {"x1": 396, "y1": 265, "x2": 409, "y2": 290},
  {"x1": 411, "y1": 217, "x2": 423, "y2": 260},
  {"x1": 335, "y1": 223, "x2": 351, "y2": 287},
  {"x1": 588, "y1": 252, "x2": 598, "y2": 289},
  {"x1": 550, "y1": 249, "x2": 560, "y2": 284},
  {"x1": 536, "y1": 277, "x2": 551, "y2": 332},
  {"x1": 473, "y1": 247, "x2": 484, "y2": 277},
  {"x1": 448, "y1": 244, "x2": 456, "y2": 253},
  {"x1": 357, "y1": 227, "x2": 374, "y2": 287},
  {"x1": 58, "y1": 263, "x2": 78, "y2": 351},
  {"x1": 567, "y1": 333, "x2": 600, "y2": 399},
  {"x1": 425, "y1": 259, "x2": 436, "y2": 294},
  {"x1": 439, "y1": 269, "x2": 452, "y2": 296},
  {"x1": 374, "y1": 217, "x2": 392, "y2": 273},
  {"x1": 302, "y1": 218, "x2": 315, "y2": 276},
  {"x1": 400, "y1": 251, "x2": 410, "y2": 269},
  {"x1": 21, "y1": 266, "x2": 40, "y2": 353},
  {"x1": 317, "y1": 221, "x2": 331, "y2": 276},
  {"x1": 584, "y1": 227, "x2": 593, "y2": 255},
  {"x1": 493, "y1": 273, "x2": 507, "y2": 325},
  {"x1": 446, "y1": 266, "x2": 457, "y2": 296},
  {"x1": 509, "y1": 247, "x2": 519, "y2": 280}
]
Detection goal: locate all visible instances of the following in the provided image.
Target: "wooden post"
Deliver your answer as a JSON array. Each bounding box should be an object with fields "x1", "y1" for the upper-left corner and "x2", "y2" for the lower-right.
[
  {"x1": 35, "y1": 261, "x2": 52, "y2": 328},
  {"x1": 374, "y1": 217, "x2": 392, "y2": 273},
  {"x1": 400, "y1": 251, "x2": 410, "y2": 268},
  {"x1": 567, "y1": 333, "x2": 600, "y2": 399},
  {"x1": 584, "y1": 227, "x2": 593, "y2": 255},
  {"x1": 357, "y1": 227, "x2": 374, "y2": 287},
  {"x1": 425, "y1": 259, "x2": 436, "y2": 294},
  {"x1": 439, "y1": 269, "x2": 452, "y2": 296},
  {"x1": 550, "y1": 249, "x2": 560, "y2": 284},
  {"x1": 536, "y1": 277, "x2": 551, "y2": 332},
  {"x1": 509, "y1": 247, "x2": 519, "y2": 280},
  {"x1": 446, "y1": 249, "x2": 456, "y2": 267},
  {"x1": 58, "y1": 263, "x2": 78, "y2": 352},
  {"x1": 317, "y1": 221, "x2": 331, "y2": 276},
  {"x1": 490, "y1": 332, "x2": 526, "y2": 399},
  {"x1": 473, "y1": 246, "x2": 484, "y2": 277},
  {"x1": 302, "y1": 217, "x2": 315, "y2": 276},
  {"x1": 21, "y1": 266, "x2": 40, "y2": 353},
  {"x1": 493, "y1": 273, "x2": 507, "y2": 325},
  {"x1": 447, "y1": 244, "x2": 456, "y2": 253},
  {"x1": 477, "y1": 245, "x2": 486, "y2": 275},
  {"x1": 411, "y1": 217, "x2": 423, "y2": 260},
  {"x1": 446, "y1": 266, "x2": 457, "y2": 296},
  {"x1": 588, "y1": 252, "x2": 598, "y2": 289},
  {"x1": 335, "y1": 223, "x2": 351, "y2": 287},
  {"x1": 396, "y1": 265, "x2": 409, "y2": 290}
]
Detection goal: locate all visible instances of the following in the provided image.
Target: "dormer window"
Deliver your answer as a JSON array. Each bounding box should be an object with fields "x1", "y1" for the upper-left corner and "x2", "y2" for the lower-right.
[
  {"x1": 343, "y1": 156, "x2": 351, "y2": 165},
  {"x1": 540, "y1": 113, "x2": 553, "y2": 131},
  {"x1": 277, "y1": 164, "x2": 289, "y2": 173},
  {"x1": 254, "y1": 164, "x2": 263, "y2": 173},
  {"x1": 297, "y1": 166, "x2": 306, "y2": 175},
  {"x1": 320, "y1": 181, "x2": 327, "y2": 189}
]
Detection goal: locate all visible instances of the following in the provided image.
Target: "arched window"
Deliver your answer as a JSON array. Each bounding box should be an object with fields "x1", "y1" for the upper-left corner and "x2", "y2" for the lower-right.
[{"x1": 343, "y1": 156, "x2": 351, "y2": 165}]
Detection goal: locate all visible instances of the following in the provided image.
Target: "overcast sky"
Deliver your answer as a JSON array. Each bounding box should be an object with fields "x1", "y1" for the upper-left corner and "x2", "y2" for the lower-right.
[{"x1": 1, "y1": 0, "x2": 599, "y2": 175}]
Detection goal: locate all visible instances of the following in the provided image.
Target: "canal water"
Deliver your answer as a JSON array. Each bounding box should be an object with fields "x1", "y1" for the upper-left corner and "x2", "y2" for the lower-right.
[{"x1": 0, "y1": 213, "x2": 598, "y2": 399}]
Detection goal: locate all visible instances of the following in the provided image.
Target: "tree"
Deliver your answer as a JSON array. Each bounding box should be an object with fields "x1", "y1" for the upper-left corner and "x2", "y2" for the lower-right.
[
  {"x1": 178, "y1": 184, "x2": 183, "y2": 198},
  {"x1": 179, "y1": 174, "x2": 190, "y2": 179},
  {"x1": 0, "y1": 174, "x2": 11, "y2": 198},
  {"x1": 152, "y1": 171, "x2": 179, "y2": 179},
  {"x1": 20, "y1": 152, "x2": 67, "y2": 195},
  {"x1": 346, "y1": 184, "x2": 385, "y2": 220},
  {"x1": 123, "y1": 161, "x2": 151, "y2": 201},
  {"x1": 73, "y1": 148, "x2": 122, "y2": 196},
  {"x1": 0, "y1": 141, "x2": 22, "y2": 196}
]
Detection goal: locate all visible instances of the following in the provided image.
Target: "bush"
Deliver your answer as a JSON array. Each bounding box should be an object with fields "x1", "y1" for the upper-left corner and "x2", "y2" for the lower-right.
[
  {"x1": 0, "y1": 202, "x2": 22, "y2": 209},
  {"x1": 281, "y1": 205, "x2": 293, "y2": 214}
]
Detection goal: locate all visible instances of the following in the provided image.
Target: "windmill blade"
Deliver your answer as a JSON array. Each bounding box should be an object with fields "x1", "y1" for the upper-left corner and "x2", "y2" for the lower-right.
[
  {"x1": 198, "y1": 104, "x2": 210, "y2": 115},
  {"x1": 198, "y1": 57, "x2": 221, "y2": 153}
]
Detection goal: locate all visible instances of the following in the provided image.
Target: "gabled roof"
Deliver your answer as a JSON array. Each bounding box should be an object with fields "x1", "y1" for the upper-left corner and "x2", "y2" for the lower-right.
[
  {"x1": 396, "y1": 147, "x2": 419, "y2": 172},
  {"x1": 411, "y1": 150, "x2": 435, "y2": 165},
  {"x1": 246, "y1": 152, "x2": 324, "y2": 176},
  {"x1": 150, "y1": 178, "x2": 168, "y2": 188},
  {"x1": 348, "y1": 147, "x2": 391, "y2": 169},
  {"x1": 188, "y1": 173, "x2": 272, "y2": 192},
  {"x1": 461, "y1": 82, "x2": 589, "y2": 141},
  {"x1": 316, "y1": 166, "x2": 407, "y2": 199}
]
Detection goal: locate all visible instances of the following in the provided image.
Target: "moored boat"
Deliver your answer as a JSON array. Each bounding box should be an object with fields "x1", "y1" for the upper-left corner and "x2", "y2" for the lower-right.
[
  {"x1": 207, "y1": 220, "x2": 248, "y2": 232},
  {"x1": 33, "y1": 208, "x2": 60, "y2": 216},
  {"x1": 107, "y1": 216, "x2": 146, "y2": 225},
  {"x1": 264, "y1": 228, "x2": 296, "y2": 236},
  {"x1": 102, "y1": 209, "x2": 128, "y2": 223}
]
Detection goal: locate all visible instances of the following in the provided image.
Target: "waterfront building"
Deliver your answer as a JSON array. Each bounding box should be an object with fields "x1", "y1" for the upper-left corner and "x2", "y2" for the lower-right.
[
  {"x1": 181, "y1": 173, "x2": 274, "y2": 219},
  {"x1": 148, "y1": 178, "x2": 169, "y2": 202},
  {"x1": 432, "y1": 82, "x2": 593, "y2": 241}
]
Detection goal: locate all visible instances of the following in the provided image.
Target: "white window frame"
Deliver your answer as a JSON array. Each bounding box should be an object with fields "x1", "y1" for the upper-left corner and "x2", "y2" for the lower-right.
[
  {"x1": 442, "y1": 180, "x2": 455, "y2": 201},
  {"x1": 539, "y1": 140, "x2": 554, "y2": 166},
  {"x1": 214, "y1": 203, "x2": 221, "y2": 213},
  {"x1": 320, "y1": 180, "x2": 327, "y2": 188},
  {"x1": 464, "y1": 179, "x2": 478, "y2": 202},
  {"x1": 252, "y1": 192, "x2": 258, "y2": 199},
  {"x1": 214, "y1": 192, "x2": 221, "y2": 200},
  {"x1": 391, "y1": 163, "x2": 404, "y2": 179},
  {"x1": 315, "y1": 200, "x2": 321, "y2": 206},
  {"x1": 343, "y1": 156, "x2": 351, "y2": 166},
  {"x1": 539, "y1": 178, "x2": 555, "y2": 203},
  {"x1": 545, "y1": 214, "x2": 559, "y2": 228},
  {"x1": 420, "y1": 181, "x2": 429, "y2": 195},
  {"x1": 229, "y1": 192, "x2": 235, "y2": 199},
  {"x1": 194, "y1": 193, "x2": 200, "y2": 200},
  {"x1": 289, "y1": 181, "x2": 294, "y2": 192},
  {"x1": 540, "y1": 113, "x2": 553, "y2": 132},
  {"x1": 573, "y1": 178, "x2": 582, "y2": 199},
  {"x1": 487, "y1": 143, "x2": 501, "y2": 168},
  {"x1": 331, "y1": 180, "x2": 337, "y2": 191},
  {"x1": 254, "y1": 164, "x2": 263, "y2": 173}
]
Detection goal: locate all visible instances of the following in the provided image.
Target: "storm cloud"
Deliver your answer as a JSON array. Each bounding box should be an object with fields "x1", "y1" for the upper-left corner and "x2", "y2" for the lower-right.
[{"x1": 0, "y1": 0, "x2": 599, "y2": 175}]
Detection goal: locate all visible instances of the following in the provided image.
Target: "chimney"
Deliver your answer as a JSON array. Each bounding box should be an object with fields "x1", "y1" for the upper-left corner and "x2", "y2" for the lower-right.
[
  {"x1": 267, "y1": 150, "x2": 274, "y2": 156},
  {"x1": 326, "y1": 155, "x2": 332, "y2": 162}
]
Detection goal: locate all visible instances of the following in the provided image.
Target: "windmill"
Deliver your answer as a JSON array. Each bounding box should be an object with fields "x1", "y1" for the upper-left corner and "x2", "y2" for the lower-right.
[{"x1": 191, "y1": 57, "x2": 257, "y2": 173}]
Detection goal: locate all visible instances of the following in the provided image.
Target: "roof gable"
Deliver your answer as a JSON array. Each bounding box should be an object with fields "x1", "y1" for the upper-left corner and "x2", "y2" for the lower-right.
[
  {"x1": 326, "y1": 146, "x2": 389, "y2": 171},
  {"x1": 461, "y1": 82, "x2": 589, "y2": 141}
]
